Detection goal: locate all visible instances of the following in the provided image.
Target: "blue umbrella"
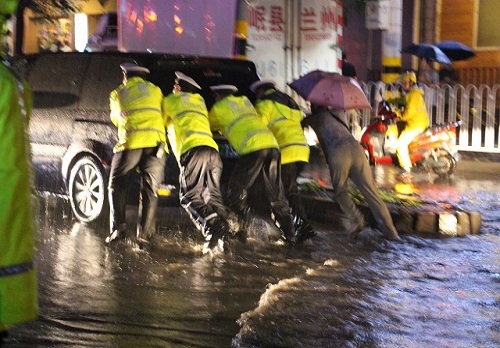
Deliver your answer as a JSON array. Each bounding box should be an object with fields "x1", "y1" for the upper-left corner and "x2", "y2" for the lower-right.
[
  {"x1": 435, "y1": 41, "x2": 475, "y2": 61},
  {"x1": 401, "y1": 43, "x2": 452, "y2": 65}
]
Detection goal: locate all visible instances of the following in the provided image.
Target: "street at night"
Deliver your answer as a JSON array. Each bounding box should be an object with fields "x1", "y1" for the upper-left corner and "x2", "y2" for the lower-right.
[{"x1": 3, "y1": 156, "x2": 499, "y2": 348}]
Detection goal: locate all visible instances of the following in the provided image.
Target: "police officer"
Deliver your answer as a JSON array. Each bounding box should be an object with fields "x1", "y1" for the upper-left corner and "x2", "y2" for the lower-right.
[
  {"x1": 1, "y1": 0, "x2": 38, "y2": 340},
  {"x1": 163, "y1": 72, "x2": 230, "y2": 252},
  {"x1": 208, "y1": 85, "x2": 296, "y2": 244},
  {"x1": 250, "y1": 79, "x2": 314, "y2": 242},
  {"x1": 106, "y1": 62, "x2": 167, "y2": 247}
]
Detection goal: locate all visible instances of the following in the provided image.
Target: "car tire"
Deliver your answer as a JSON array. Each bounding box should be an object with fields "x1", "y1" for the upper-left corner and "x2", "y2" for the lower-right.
[{"x1": 68, "y1": 156, "x2": 108, "y2": 224}]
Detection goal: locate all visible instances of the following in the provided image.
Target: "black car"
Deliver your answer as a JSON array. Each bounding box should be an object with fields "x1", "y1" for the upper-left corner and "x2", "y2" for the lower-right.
[{"x1": 9, "y1": 51, "x2": 259, "y2": 224}]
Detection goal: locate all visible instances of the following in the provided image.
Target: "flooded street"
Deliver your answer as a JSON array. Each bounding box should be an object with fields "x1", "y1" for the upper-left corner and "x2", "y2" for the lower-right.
[{"x1": 4, "y1": 157, "x2": 500, "y2": 348}]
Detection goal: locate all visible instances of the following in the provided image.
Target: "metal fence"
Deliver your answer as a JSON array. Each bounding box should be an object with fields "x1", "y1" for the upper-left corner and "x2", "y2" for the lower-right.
[{"x1": 355, "y1": 82, "x2": 500, "y2": 153}]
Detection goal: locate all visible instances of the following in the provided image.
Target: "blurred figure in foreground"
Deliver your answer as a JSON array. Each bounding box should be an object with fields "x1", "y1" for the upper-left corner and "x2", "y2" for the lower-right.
[
  {"x1": 250, "y1": 79, "x2": 315, "y2": 243},
  {"x1": 0, "y1": 0, "x2": 38, "y2": 342},
  {"x1": 208, "y1": 85, "x2": 297, "y2": 245},
  {"x1": 106, "y1": 62, "x2": 167, "y2": 247},
  {"x1": 304, "y1": 104, "x2": 401, "y2": 242},
  {"x1": 163, "y1": 72, "x2": 231, "y2": 253}
]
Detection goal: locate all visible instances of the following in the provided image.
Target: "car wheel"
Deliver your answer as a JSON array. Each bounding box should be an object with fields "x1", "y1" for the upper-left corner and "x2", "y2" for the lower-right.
[{"x1": 68, "y1": 156, "x2": 107, "y2": 224}]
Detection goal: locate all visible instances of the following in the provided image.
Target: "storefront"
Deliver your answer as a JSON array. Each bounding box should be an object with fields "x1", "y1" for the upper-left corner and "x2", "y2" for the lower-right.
[{"x1": 20, "y1": 0, "x2": 116, "y2": 54}]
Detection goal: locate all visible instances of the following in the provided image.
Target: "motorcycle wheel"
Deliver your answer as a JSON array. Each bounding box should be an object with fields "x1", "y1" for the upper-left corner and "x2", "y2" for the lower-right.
[{"x1": 433, "y1": 153, "x2": 457, "y2": 177}]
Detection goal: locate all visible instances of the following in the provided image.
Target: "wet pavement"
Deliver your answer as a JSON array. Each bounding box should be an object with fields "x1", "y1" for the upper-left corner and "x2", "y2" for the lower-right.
[{"x1": 3, "y1": 155, "x2": 500, "y2": 348}]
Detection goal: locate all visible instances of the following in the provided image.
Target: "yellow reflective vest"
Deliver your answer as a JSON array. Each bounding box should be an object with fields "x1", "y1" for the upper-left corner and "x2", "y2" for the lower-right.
[
  {"x1": 399, "y1": 87, "x2": 430, "y2": 130},
  {"x1": 255, "y1": 89, "x2": 309, "y2": 164},
  {"x1": 209, "y1": 95, "x2": 278, "y2": 155},
  {"x1": 109, "y1": 77, "x2": 167, "y2": 153},
  {"x1": 0, "y1": 61, "x2": 38, "y2": 329},
  {"x1": 162, "y1": 92, "x2": 218, "y2": 163}
]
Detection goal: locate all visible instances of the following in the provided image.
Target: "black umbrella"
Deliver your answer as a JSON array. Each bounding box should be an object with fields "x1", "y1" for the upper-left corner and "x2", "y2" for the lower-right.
[
  {"x1": 435, "y1": 41, "x2": 475, "y2": 61},
  {"x1": 401, "y1": 43, "x2": 451, "y2": 65}
]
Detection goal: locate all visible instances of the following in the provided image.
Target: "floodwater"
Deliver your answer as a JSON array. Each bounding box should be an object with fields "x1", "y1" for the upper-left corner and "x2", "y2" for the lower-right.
[{"x1": 3, "y1": 158, "x2": 500, "y2": 348}]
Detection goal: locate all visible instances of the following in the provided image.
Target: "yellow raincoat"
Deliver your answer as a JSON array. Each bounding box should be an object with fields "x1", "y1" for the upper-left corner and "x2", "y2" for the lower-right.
[
  {"x1": 0, "y1": 61, "x2": 38, "y2": 330},
  {"x1": 255, "y1": 89, "x2": 309, "y2": 164},
  {"x1": 109, "y1": 76, "x2": 167, "y2": 153},
  {"x1": 398, "y1": 87, "x2": 430, "y2": 130},
  {"x1": 162, "y1": 92, "x2": 217, "y2": 163},
  {"x1": 209, "y1": 95, "x2": 278, "y2": 155}
]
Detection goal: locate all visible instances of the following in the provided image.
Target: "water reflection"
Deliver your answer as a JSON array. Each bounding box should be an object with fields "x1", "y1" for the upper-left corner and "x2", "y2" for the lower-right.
[{"x1": 4, "y1": 163, "x2": 500, "y2": 348}]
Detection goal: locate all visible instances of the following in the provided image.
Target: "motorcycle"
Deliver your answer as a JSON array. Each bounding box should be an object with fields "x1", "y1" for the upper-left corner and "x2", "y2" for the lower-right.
[{"x1": 359, "y1": 100, "x2": 461, "y2": 177}]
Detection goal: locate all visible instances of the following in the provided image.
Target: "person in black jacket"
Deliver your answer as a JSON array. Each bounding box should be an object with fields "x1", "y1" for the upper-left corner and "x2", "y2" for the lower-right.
[{"x1": 341, "y1": 50, "x2": 357, "y2": 79}]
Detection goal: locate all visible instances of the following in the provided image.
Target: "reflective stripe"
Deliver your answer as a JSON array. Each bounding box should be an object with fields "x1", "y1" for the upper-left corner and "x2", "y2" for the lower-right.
[
  {"x1": 268, "y1": 116, "x2": 287, "y2": 128},
  {"x1": 182, "y1": 130, "x2": 213, "y2": 142},
  {"x1": 125, "y1": 127, "x2": 165, "y2": 135},
  {"x1": 121, "y1": 107, "x2": 161, "y2": 117},
  {"x1": 180, "y1": 194, "x2": 219, "y2": 237},
  {"x1": 205, "y1": 213, "x2": 218, "y2": 222},
  {"x1": 173, "y1": 110, "x2": 206, "y2": 121},
  {"x1": 0, "y1": 262, "x2": 33, "y2": 277},
  {"x1": 240, "y1": 129, "x2": 271, "y2": 150},
  {"x1": 226, "y1": 113, "x2": 255, "y2": 134},
  {"x1": 281, "y1": 142, "x2": 309, "y2": 150}
]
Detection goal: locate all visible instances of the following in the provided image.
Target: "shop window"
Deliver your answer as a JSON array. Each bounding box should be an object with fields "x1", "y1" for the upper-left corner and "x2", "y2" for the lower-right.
[{"x1": 476, "y1": 0, "x2": 500, "y2": 48}]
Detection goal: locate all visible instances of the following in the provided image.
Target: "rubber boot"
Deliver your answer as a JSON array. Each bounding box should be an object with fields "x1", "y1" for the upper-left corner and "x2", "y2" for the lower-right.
[{"x1": 272, "y1": 209, "x2": 296, "y2": 245}]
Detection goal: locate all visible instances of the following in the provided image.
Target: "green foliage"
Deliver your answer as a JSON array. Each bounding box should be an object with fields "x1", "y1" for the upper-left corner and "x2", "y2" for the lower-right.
[
  {"x1": 349, "y1": 186, "x2": 422, "y2": 208},
  {"x1": 299, "y1": 180, "x2": 422, "y2": 208},
  {"x1": 387, "y1": 96, "x2": 407, "y2": 109}
]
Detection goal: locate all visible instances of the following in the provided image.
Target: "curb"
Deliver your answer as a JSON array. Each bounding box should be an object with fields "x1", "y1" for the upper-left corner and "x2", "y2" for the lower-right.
[{"x1": 300, "y1": 194, "x2": 482, "y2": 237}]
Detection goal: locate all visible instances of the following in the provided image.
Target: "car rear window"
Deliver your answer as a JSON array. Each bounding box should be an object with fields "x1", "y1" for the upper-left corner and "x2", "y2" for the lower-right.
[
  {"x1": 27, "y1": 54, "x2": 89, "y2": 109},
  {"x1": 149, "y1": 58, "x2": 258, "y2": 108},
  {"x1": 79, "y1": 55, "x2": 134, "y2": 110}
]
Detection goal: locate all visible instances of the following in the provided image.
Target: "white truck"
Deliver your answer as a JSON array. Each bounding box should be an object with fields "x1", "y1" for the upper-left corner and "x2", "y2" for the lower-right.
[{"x1": 111, "y1": 0, "x2": 341, "y2": 92}]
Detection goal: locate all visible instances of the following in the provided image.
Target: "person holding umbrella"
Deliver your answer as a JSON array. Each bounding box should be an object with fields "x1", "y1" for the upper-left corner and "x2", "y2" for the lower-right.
[
  {"x1": 208, "y1": 84, "x2": 297, "y2": 245},
  {"x1": 435, "y1": 41, "x2": 474, "y2": 86},
  {"x1": 304, "y1": 104, "x2": 401, "y2": 241},
  {"x1": 418, "y1": 58, "x2": 439, "y2": 118},
  {"x1": 290, "y1": 71, "x2": 401, "y2": 242},
  {"x1": 418, "y1": 58, "x2": 439, "y2": 88}
]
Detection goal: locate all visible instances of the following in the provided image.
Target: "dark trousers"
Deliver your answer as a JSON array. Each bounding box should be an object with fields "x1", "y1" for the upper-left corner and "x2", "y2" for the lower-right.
[
  {"x1": 179, "y1": 146, "x2": 229, "y2": 236},
  {"x1": 326, "y1": 143, "x2": 397, "y2": 235},
  {"x1": 227, "y1": 148, "x2": 293, "y2": 234},
  {"x1": 281, "y1": 161, "x2": 308, "y2": 219},
  {"x1": 108, "y1": 146, "x2": 166, "y2": 240}
]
